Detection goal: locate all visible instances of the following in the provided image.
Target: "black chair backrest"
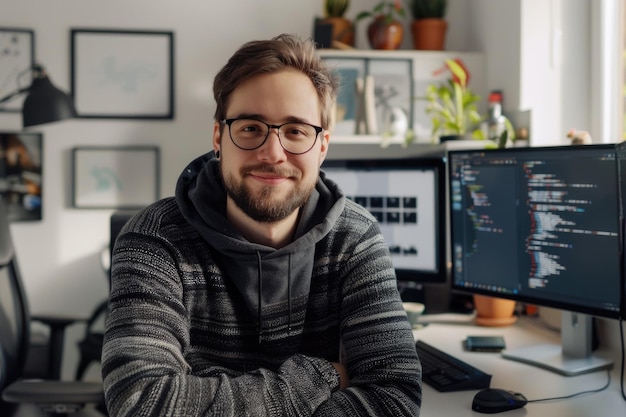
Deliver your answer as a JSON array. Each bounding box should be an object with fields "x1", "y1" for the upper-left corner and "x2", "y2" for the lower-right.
[
  {"x1": 109, "y1": 210, "x2": 137, "y2": 284},
  {"x1": 0, "y1": 199, "x2": 30, "y2": 413}
]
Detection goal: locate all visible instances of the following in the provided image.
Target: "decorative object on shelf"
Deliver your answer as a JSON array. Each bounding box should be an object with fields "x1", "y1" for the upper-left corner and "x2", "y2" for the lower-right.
[
  {"x1": 356, "y1": 1, "x2": 406, "y2": 50},
  {"x1": 566, "y1": 128, "x2": 592, "y2": 145},
  {"x1": 71, "y1": 146, "x2": 160, "y2": 209},
  {"x1": 354, "y1": 75, "x2": 377, "y2": 134},
  {"x1": 420, "y1": 58, "x2": 485, "y2": 143},
  {"x1": 321, "y1": 54, "x2": 414, "y2": 140},
  {"x1": 486, "y1": 90, "x2": 516, "y2": 148},
  {"x1": 406, "y1": 0, "x2": 448, "y2": 50},
  {"x1": 473, "y1": 294, "x2": 518, "y2": 327},
  {"x1": 320, "y1": 0, "x2": 355, "y2": 48},
  {"x1": 70, "y1": 29, "x2": 174, "y2": 120}
]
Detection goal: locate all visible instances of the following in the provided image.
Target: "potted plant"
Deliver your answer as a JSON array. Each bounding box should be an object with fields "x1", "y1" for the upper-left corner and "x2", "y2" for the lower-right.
[
  {"x1": 421, "y1": 58, "x2": 486, "y2": 143},
  {"x1": 355, "y1": 1, "x2": 406, "y2": 50},
  {"x1": 406, "y1": 0, "x2": 448, "y2": 50},
  {"x1": 321, "y1": 0, "x2": 355, "y2": 47}
]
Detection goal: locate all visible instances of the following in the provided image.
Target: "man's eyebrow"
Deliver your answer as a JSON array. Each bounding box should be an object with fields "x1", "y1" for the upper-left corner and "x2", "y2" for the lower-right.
[{"x1": 231, "y1": 114, "x2": 312, "y2": 124}]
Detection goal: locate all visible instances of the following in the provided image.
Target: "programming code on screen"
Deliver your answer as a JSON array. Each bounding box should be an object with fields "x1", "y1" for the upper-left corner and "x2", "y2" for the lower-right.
[{"x1": 449, "y1": 147, "x2": 621, "y2": 315}]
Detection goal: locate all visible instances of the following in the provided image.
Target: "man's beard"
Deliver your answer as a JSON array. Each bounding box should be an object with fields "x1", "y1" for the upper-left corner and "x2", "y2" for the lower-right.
[{"x1": 221, "y1": 164, "x2": 315, "y2": 223}]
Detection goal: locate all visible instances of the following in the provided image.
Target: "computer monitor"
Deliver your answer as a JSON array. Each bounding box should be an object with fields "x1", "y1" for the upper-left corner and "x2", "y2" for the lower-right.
[
  {"x1": 322, "y1": 157, "x2": 447, "y2": 288},
  {"x1": 448, "y1": 144, "x2": 622, "y2": 376},
  {"x1": 614, "y1": 142, "x2": 626, "y2": 320}
]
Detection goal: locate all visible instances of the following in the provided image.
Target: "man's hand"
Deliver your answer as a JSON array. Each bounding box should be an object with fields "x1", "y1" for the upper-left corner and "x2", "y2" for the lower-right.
[{"x1": 331, "y1": 362, "x2": 350, "y2": 389}]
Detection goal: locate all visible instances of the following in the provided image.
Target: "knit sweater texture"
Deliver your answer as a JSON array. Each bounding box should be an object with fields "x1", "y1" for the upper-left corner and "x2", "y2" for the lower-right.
[{"x1": 101, "y1": 152, "x2": 422, "y2": 416}]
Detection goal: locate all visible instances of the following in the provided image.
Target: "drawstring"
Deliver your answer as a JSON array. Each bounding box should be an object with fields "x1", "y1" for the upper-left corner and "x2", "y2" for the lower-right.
[
  {"x1": 256, "y1": 251, "x2": 263, "y2": 344},
  {"x1": 287, "y1": 254, "x2": 292, "y2": 336}
]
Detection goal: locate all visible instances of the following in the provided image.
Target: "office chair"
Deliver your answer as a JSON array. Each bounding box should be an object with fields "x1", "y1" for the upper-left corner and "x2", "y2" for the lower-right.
[
  {"x1": 0, "y1": 199, "x2": 105, "y2": 416},
  {"x1": 74, "y1": 210, "x2": 137, "y2": 381}
]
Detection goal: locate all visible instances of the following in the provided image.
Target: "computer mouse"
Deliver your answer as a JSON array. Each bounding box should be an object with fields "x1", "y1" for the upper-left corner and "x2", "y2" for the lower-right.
[{"x1": 472, "y1": 388, "x2": 527, "y2": 414}]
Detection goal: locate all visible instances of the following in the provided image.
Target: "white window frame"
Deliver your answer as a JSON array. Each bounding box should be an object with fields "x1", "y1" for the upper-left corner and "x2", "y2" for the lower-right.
[{"x1": 590, "y1": 0, "x2": 623, "y2": 143}]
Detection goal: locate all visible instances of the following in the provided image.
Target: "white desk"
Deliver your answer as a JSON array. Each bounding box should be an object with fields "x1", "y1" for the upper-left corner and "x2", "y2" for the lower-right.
[{"x1": 414, "y1": 315, "x2": 626, "y2": 416}]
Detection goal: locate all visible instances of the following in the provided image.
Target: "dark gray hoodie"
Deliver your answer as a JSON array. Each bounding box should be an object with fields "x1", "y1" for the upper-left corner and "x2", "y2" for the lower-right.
[{"x1": 175, "y1": 151, "x2": 345, "y2": 341}]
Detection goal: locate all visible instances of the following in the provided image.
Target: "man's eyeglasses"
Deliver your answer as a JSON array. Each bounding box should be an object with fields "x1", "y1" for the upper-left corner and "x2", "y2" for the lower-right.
[{"x1": 221, "y1": 118, "x2": 323, "y2": 155}]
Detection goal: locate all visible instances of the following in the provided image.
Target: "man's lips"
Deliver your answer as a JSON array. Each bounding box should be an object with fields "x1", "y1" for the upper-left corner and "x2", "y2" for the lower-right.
[{"x1": 249, "y1": 172, "x2": 290, "y2": 185}]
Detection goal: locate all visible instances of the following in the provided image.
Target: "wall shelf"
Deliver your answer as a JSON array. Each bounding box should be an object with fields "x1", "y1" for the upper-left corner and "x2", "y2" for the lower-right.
[{"x1": 317, "y1": 49, "x2": 486, "y2": 144}]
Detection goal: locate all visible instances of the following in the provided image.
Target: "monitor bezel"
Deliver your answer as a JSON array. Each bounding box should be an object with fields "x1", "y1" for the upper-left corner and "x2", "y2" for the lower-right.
[
  {"x1": 322, "y1": 156, "x2": 447, "y2": 285},
  {"x1": 447, "y1": 144, "x2": 623, "y2": 320}
]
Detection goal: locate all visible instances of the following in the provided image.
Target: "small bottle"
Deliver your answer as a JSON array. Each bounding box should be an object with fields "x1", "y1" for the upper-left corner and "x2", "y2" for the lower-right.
[{"x1": 487, "y1": 91, "x2": 506, "y2": 144}]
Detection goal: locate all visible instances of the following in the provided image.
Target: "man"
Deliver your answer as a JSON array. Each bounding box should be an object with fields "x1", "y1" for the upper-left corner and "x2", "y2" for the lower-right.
[{"x1": 102, "y1": 33, "x2": 422, "y2": 416}]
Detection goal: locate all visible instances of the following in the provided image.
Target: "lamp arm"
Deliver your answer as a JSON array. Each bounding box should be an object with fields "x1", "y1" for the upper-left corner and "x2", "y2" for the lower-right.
[{"x1": 0, "y1": 86, "x2": 31, "y2": 105}]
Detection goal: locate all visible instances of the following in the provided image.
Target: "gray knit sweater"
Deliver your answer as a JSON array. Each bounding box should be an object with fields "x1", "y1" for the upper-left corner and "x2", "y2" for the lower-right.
[{"x1": 102, "y1": 153, "x2": 422, "y2": 416}]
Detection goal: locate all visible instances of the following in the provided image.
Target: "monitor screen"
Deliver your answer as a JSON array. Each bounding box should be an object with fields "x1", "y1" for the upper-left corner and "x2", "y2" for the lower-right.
[
  {"x1": 448, "y1": 144, "x2": 621, "y2": 319},
  {"x1": 448, "y1": 144, "x2": 622, "y2": 376},
  {"x1": 322, "y1": 157, "x2": 446, "y2": 284},
  {"x1": 0, "y1": 131, "x2": 43, "y2": 221}
]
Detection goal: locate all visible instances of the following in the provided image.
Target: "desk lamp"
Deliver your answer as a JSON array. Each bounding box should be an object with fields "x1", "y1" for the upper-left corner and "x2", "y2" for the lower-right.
[{"x1": 0, "y1": 64, "x2": 77, "y2": 127}]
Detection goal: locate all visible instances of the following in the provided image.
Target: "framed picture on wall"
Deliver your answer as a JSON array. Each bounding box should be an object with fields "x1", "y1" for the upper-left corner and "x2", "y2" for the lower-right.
[
  {"x1": 321, "y1": 55, "x2": 413, "y2": 137},
  {"x1": 321, "y1": 57, "x2": 366, "y2": 135},
  {"x1": 71, "y1": 146, "x2": 160, "y2": 209},
  {"x1": 0, "y1": 28, "x2": 34, "y2": 112},
  {"x1": 70, "y1": 29, "x2": 174, "y2": 119},
  {"x1": 0, "y1": 131, "x2": 43, "y2": 221}
]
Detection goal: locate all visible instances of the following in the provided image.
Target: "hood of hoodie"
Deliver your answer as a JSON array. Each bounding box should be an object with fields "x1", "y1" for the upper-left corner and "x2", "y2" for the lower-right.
[{"x1": 175, "y1": 151, "x2": 345, "y2": 338}]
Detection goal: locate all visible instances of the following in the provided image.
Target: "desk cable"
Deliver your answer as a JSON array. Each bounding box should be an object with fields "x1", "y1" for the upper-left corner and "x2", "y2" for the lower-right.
[
  {"x1": 525, "y1": 314, "x2": 626, "y2": 402},
  {"x1": 619, "y1": 317, "x2": 626, "y2": 401},
  {"x1": 524, "y1": 369, "x2": 611, "y2": 403}
]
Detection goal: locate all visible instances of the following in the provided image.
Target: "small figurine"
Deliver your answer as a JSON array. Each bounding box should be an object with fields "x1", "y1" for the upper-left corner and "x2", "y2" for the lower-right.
[{"x1": 566, "y1": 128, "x2": 592, "y2": 145}]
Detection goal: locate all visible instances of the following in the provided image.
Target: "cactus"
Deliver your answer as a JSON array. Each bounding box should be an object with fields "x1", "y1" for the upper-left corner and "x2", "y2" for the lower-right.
[
  {"x1": 324, "y1": 0, "x2": 350, "y2": 18},
  {"x1": 406, "y1": 0, "x2": 447, "y2": 19}
]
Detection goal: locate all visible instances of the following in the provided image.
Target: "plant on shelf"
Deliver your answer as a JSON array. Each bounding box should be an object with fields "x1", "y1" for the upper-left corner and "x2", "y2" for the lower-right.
[
  {"x1": 325, "y1": 0, "x2": 350, "y2": 17},
  {"x1": 355, "y1": 1, "x2": 407, "y2": 50},
  {"x1": 406, "y1": 0, "x2": 447, "y2": 19},
  {"x1": 421, "y1": 58, "x2": 486, "y2": 143},
  {"x1": 322, "y1": 0, "x2": 355, "y2": 47},
  {"x1": 406, "y1": 0, "x2": 448, "y2": 50}
]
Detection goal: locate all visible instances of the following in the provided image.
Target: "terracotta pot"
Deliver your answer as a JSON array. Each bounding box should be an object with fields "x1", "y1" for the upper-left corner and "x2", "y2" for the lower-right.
[
  {"x1": 367, "y1": 16, "x2": 403, "y2": 50},
  {"x1": 411, "y1": 18, "x2": 447, "y2": 50},
  {"x1": 321, "y1": 16, "x2": 355, "y2": 47},
  {"x1": 473, "y1": 294, "x2": 517, "y2": 327}
]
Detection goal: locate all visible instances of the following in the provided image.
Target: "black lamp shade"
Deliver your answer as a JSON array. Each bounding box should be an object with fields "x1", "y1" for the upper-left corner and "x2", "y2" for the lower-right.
[{"x1": 22, "y1": 71, "x2": 77, "y2": 128}]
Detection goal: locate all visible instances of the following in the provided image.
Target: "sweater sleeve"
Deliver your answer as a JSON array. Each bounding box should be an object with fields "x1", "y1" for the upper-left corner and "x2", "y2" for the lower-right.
[
  {"x1": 312, "y1": 221, "x2": 423, "y2": 416},
  {"x1": 102, "y1": 232, "x2": 340, "y2": 417}
]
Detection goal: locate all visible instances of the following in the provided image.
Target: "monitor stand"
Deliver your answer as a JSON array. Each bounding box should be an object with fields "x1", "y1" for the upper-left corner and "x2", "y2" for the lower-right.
[{"x1": 501, "y1": 311, "x2": 613, "y2": 376}]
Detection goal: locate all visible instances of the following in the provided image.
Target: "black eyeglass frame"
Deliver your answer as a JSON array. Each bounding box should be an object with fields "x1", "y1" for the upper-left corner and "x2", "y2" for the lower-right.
[{"x1": 221, "y1": 118, "x2": 324, "y2": 155}]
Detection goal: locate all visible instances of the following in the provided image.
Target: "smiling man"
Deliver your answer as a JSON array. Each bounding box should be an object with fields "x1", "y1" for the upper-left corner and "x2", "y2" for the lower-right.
[{"x1": 102, "y1": 34, "x2": 422, "y2": 417}]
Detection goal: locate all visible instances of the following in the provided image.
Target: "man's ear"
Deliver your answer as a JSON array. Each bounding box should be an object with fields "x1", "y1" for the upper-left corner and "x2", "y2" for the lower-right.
[
  {"x1": 319, "y1": 129, "x2": 330, "y2": 166},
  {"x1": 213, "y1": 121, "x2": 222, "y2": 152}
]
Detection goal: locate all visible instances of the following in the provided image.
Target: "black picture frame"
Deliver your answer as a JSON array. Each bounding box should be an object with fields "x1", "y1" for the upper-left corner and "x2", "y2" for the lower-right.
[
  {"x1": 70, "y1": 29, "x2": 174, "y2": 119},
  {"x1": 71, "y1": 146, "x2": 160, "y2": 209},
  {"x1": 321, "y1": 56, "x2": 414, "y2": 136},
  {"x1": 0, "y1": 28, "x2": 34, "y2": 112},
  {"x1": 0, "y1": 131, "x2": 43, "y2": 221}
]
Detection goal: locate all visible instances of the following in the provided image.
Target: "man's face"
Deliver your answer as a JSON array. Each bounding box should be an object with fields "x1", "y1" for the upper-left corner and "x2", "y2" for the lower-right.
[{"x1": 214, "y1": 70, "x2": 329, "y2": 223}]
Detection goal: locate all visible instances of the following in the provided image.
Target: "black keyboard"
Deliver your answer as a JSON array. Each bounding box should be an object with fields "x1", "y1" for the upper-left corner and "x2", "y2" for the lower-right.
[{"x1": 416, "y1": 340, "x2": 492, "y2": 392}]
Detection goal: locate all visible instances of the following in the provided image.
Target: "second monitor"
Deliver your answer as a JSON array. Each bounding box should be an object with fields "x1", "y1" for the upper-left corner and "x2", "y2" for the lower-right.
[
  {"x1": 448, "y1": 144, "x2": 622, "y2": 375},
  {"x1": 322, "y1": 157, "x2": 447, "y2": 287}
]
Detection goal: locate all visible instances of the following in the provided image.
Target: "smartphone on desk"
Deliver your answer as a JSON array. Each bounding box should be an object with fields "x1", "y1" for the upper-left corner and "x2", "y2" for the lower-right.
[{"x1": 464, "y1": 336, "x2": 506, "y2": 352}]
